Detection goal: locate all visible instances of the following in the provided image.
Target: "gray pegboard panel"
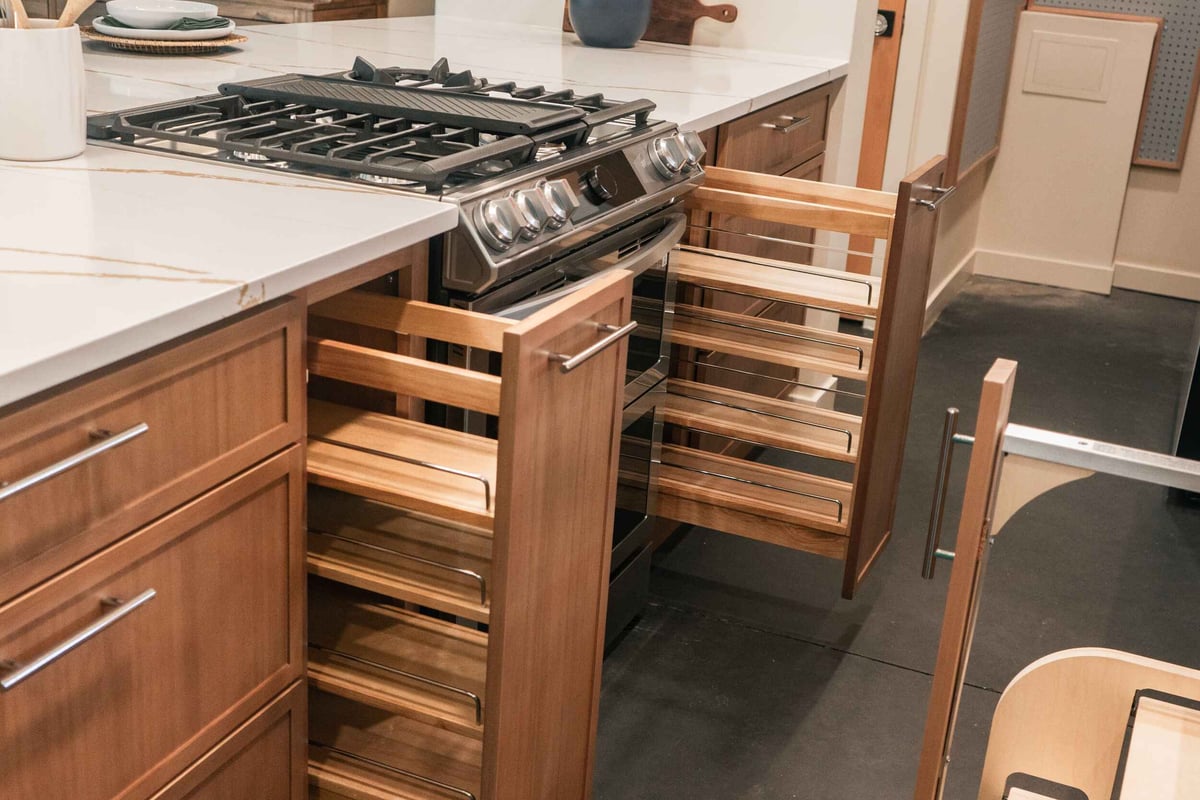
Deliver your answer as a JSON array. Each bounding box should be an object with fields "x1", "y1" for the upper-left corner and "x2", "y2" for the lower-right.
[
  {"x1": 1035, "y1": 0, "x2": 1200, "y2": 165},
  {"x1": 961, "y1": 0, "x2": 1025, "y2": 175}
]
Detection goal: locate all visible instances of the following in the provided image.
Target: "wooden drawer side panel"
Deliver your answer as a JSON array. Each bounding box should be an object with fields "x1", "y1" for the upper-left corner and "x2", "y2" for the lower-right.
[
  {"x1": 0, "y1": 448, "x2": 305, "y2": 800},
  {"x1": 0, "y1": 299, "x2": 303, "y2": 603}
]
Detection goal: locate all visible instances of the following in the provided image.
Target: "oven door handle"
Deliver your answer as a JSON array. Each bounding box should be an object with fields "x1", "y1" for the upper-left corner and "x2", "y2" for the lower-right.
[{"x1": 494, "y1": 213, "x2": 687, "y2": 320}]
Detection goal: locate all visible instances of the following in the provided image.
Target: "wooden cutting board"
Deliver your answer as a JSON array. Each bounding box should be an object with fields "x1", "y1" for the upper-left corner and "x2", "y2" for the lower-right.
[{"x1": 562, "y1": 0, "x2": 738, "y2": 46}]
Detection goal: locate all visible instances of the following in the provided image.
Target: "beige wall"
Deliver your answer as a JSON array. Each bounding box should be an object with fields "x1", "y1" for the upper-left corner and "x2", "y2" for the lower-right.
[
  {"x1": 1115, "y1": 118, "x2": 1200, "y2": 302},
  {"x1": 924, "y1": 161, "x2": 988, "y2": 330}
]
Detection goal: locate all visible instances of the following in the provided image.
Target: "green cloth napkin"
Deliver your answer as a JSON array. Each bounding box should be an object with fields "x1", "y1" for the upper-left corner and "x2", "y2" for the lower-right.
[{"x1": 98, "y1": 14, "x2": 231, "y2": 30}]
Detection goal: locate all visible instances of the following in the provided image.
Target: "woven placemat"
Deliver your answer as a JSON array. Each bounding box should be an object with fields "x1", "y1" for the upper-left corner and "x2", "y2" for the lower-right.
[{"x1": 81, "y1": 26, "x2": 247, "y2": 54}]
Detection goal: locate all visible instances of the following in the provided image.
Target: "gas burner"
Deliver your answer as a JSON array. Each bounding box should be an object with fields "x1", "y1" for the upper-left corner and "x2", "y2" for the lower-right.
[{"x1": 230, "y1": 150, "x2": 272, "y2": 163}]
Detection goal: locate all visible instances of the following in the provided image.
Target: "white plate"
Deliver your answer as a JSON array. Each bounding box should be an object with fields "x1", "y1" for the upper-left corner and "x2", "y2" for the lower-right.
[
  {"x1": 92, "y1": 17, "x2": 235, "y2": 40},
  {"x1": 105, "y1": 0, "x2": 217, "y2": 29}
]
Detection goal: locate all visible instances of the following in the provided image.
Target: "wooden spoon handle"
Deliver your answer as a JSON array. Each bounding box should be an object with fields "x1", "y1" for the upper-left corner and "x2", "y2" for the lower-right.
[
  {"x1": 55, "y1": 0, "x2": 91, "y2": 26},
  {"x1": 698, "y1": 2, "x2": 737, "y2": 23},
  {"x1": 10, "y1": 0, "x2": 32, "y2": 29}
]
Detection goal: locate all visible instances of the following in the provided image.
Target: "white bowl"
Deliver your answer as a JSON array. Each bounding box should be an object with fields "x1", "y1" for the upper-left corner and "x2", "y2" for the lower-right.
[{"x1": 105, "y1": 0, "x2": 218, "y2": 29}]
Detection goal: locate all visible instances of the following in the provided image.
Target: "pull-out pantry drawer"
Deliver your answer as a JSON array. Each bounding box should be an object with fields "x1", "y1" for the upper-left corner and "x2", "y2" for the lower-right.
[
  {"x1": 0, "y1": 448, "x2": 305, "y2": 800},
  {"x1": 0, "y1": 299, "x2": 303, "y2": 603}
]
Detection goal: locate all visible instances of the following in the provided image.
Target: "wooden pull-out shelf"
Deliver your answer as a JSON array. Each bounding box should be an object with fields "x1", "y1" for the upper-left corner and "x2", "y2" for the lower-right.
[
  {"x1": 308, "y1": 488, "x2": 492, "y2": 623},
  {"x1": 309, "y1": 580, "x2": 487, "y2": 739},
  {"x1": 672, "y1": 246, "x2": 881, "y2": 317},
  {"x1": 309, "y1": 690, "x2": 482, "y2": 800},
  {"x1": 665, "y1": 379, "x2": 862, "y2": 463},
  {"x1": 672, "y1": 303, "x2": 873, "y2": 381},
  {"x1": 657, "y1": 444, "x2": 851, "y2": 558},
  {"x1": 306, "y1": 272, "x2": 635, "y2": 798},
  {"x1": 308, "y1": 400, "x2": 497, "y2": 530},
  {"x1": 668, "y1": 158, "x2": 947, "y2": 598}
]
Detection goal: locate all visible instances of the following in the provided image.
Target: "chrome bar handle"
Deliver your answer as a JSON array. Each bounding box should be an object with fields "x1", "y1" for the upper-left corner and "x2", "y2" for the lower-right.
[
  {"x1": 761, "y1": 114, "x2": 812, "y2": 134},
  {"x1": 0, "y1": 423, "x2": 149, "y2": 504},
  {"x1": 913, "y1": 185, "x2": 957, "y2": 212},
  {"x1": 1, "y1": 588, "x2": 157, "y2": 690},
  {"x1": 923, "y1": 409, "x2": 961, "y2": 580},
  {"x1": 551, "y1": 321, "x2": 637, "y2": 374}
]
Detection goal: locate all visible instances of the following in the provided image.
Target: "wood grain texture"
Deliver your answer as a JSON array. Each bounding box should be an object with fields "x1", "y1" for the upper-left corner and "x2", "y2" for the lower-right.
[
  {"x1": 307, "y1": 487, "x2": 492, "y2": 623},
  {"x1": 703, "y1": 164, "x2": 895, "y2": 213},
  {"x1": 308, "y1": 579, "x2": 488, "y2": 739},
  {"x1": 483, "y1": 271, "x2": 632, "y2": 800},
  {"x1": 151, "y1": 682, "x2": 307, "y2": 800},
  {"x1": 710, "y1": 156, "x2": 826, "y2": 264},
  {"x1": 975, "y1": 650, "x2": 1200, "y2": 800},
  {"x1": 913, "y1": 358, "x2": 1018, "y2": 800},
  {"x1": 0, "y1": 448, "x2": 305, "y2": 800},
  {"x1": 309, "y1": 689, "x2": 482, "y2": 800},
  {"x1": 311, "y1": 292, "x2": 514, "y2": 353},
  {"x1": 671, "y1": 307, "x2": 873, "y2": 381},
  {"x1": 561, "y1": 0, "x2": 737, "y2": 45},
  {"x1": 308, "y1": 338, "x2": 502, "y2": 417},
  {"x1": 672, "y1": 248, "x2": 881, "y2": 316},
  {"x1": 841, "y1": 157, "x2": 945, "y2": 599},
  {"x1": 658, "y1": 444, "x2": 852, "y2": 533},
  {"x1": 687, "y1": 185, "x2": 893, "y2": 239},
  {"x1": 306, "y1": 400, "x2": 497, "y2": 530},
  {"x1": 664, "y1": 378, "x2": 862, "y2": 462},
  {"x1": 0, "y1": 298, "x2": 303, "y2": 605},
  {"x1": 715, "y1": 87, "x2": 833, "y2": 176}
]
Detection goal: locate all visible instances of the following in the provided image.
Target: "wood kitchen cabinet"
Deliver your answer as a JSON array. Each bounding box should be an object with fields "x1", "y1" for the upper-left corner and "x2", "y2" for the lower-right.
[
  {"x1": 303, "y1": 271, "x2": 631, "y2": 799},
  {"x1": 0, "y1": 299, "x2": 307, "y2": 800},
  {"x1": 657, "y1": 159, "x2": 946, "y2": 598}
]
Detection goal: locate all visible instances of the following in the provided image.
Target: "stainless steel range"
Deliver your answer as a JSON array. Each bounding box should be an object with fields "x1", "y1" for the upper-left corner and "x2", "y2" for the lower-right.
[{"x1": 88, "y1": 57, "x2": 705, "y2": 644}]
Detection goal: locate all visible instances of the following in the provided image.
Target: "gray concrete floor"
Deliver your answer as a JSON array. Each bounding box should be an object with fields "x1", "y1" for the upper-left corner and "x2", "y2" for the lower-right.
[{"x1": 593, "y1": 277, "x2": 1200, "y2": 799}]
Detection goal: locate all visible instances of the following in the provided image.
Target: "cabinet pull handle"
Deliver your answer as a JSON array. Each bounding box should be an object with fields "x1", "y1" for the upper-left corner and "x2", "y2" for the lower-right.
[
  {"x1": 912, "y1": 185, "x2": 956, "y2": 212},
  {"x1": 550, "y1": 321, "x2": 637, "y2": 374},
  {"x1": 1, "y1": 588, "x2": 156, "y2": 690},
  {"x1": 761, "y1": 114, "x2": 812, "y2": 133},
  {"x1": 921, "y1": 409, "x2": 975, "y2": 579},
  {"x1": 0, "y1": 423, "x2": 150, "y2": 504}
]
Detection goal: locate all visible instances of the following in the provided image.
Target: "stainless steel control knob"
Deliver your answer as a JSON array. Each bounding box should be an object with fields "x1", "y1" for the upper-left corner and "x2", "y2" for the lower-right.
[
  {"x1": 677, "y1": 130, "x2": 707, "y2": 169},
  {"x1": 514, "y1": 188, "x2": 552, "y2": 238},
  {"x1": 649, "y1": 135, "x2": 687, "y2": 178},
  {"x1": 540, "y1": 179, "x2": 579, "y2": 228},
  {"x1": 475, "y1": 196, "x2": 522, "y2": 251}
]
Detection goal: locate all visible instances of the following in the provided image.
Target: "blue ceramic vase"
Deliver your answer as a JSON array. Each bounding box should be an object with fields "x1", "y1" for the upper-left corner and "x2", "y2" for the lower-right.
[{"x1": 569, "y1": 0, "x2": 652, "y2": 48}]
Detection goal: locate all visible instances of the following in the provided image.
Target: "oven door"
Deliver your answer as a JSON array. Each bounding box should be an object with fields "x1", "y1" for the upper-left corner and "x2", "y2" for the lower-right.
[
  {"x1": 611, "y1": 380, "x2": 663, "y2": 572},
  {"x1": 485, "y1": 212, "x2": 684, "y2": 403}
]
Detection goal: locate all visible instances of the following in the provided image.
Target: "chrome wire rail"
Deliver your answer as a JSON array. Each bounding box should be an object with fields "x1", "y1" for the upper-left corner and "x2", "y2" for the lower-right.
[
  {"x1": 667, "y1": 389, "x2": 854, "y2": 453},
  {"x1": 309, "y1": 642, "x2": 483, "y2": 724},
  {"x1": 657, "y1": 458, "x2": 845, "y2": 522},
  {"x1": 672, "y1": 307, "x2": 867, "y2": 370},
  {"x1": 308, "y1": 527, "x2": 487, "y2": 605},
  {"x1": 673, "y1": 358, "x2": 866, "y2": 400},
  {"x1": 309, "y1": 434, "x2": 492, "y2": 510},
  {"x1": 677, "y1": 239, "x2": 879, "y2": 305}
]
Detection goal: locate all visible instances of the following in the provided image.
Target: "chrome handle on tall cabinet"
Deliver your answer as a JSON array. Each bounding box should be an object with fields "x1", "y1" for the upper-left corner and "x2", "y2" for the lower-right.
[
  {"x1": 922, "y1": 408, "x2": 974, "y2": 579},
  {"x1": 761, "y1": 114, "x2": 812, "y2": 134},
  {"x1": 0, "y1": 588, "x2": 157, "y2": 690},
  {"x1": 0, "y1": 423, "x2": 150, "y2": 503},
  {"x1": 913, "y1": 185, "x2": 956, "y2": 212},
  {"x1": 550, "y1": 321, "x2": 637, "y2": 374}
]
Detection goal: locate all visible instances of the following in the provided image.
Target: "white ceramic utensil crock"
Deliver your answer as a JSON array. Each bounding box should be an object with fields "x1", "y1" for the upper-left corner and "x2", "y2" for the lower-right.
[{"x1": 0, "y1": 20, "x2": 86, "y2": 161}]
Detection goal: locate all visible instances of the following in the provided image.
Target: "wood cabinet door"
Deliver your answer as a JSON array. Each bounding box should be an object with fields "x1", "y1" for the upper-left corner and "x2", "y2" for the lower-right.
[
  {"x1": 842, "y1": 157, "x2": 947, "y2": 597},
  {"x1": 0, "y1": 449, "x2": 305, "y2": 800},
  {"x1": 151, "y1": 682, "x2": 306, "y2": 800},
  {"x1": 483, "y1": 271, "x2": 632, "y2": 800}
]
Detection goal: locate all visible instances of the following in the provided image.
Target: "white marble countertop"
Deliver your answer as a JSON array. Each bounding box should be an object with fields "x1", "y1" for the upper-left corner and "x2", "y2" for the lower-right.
[{"x1": 0, "y1": 15, "x2": 848, "y2": 410}]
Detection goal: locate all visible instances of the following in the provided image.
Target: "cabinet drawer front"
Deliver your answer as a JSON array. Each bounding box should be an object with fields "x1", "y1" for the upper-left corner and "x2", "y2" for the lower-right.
[
  {"x1": 152, "y1": 682, "x2": 306, "y2": 800},
  {"x1": 718, "y1": 86, "x2": 832, "y2": 175},
  {"x1": 0, "y1": 299, "x2": 303, "y2": 602},
  {"x1": 0, "y1": 448, "x2": 305, "y2": 800}
]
